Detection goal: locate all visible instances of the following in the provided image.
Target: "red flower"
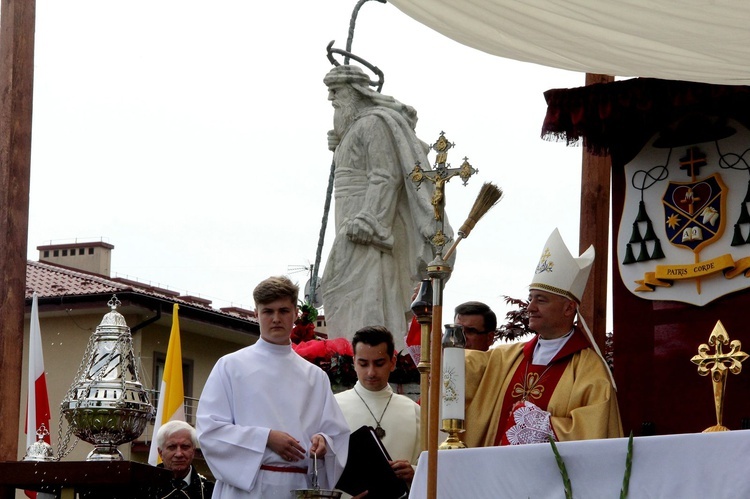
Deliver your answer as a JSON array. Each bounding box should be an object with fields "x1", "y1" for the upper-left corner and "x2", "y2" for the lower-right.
[
  {"x1": 292, "y1": 337, "x2": 353, "y2": 360},
  {"x1": 291, "y1": 322, "x2": 316, "y2": 343},
  {"x1": 292, "y1": 338, "x2": 357, "y2": 389}
]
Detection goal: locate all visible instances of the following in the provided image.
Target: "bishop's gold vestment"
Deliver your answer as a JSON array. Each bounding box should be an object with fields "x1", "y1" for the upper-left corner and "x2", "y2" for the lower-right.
[{"x1": 464, "y1": 327, "x2": 623, "y2": 447}]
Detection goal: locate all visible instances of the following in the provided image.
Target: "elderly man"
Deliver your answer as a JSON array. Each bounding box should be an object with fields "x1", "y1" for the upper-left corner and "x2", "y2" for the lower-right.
[
  {"x1": 465, "y1": 229, "x2": 622, "y2": 447},
  {"x1": 454, "y1": 301, "x2": 497, "y2": 351},
  {"x1": 197, "y1": 276, "x2": 350, "y2": 498},
  {"x1": 155, "y1": 420, "x2": 214, "y2": 499},
  {"x1": 321, "y1": 64, "x2": 452, "y2": 350}
]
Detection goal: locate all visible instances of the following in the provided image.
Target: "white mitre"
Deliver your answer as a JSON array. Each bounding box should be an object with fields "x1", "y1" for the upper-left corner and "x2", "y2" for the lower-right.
[
  {"x1": 529, "y1": 228, "x2": 595, "y2": 303},
  {"x1": 530, "y1": 228, "x2": 616, "y2": 388}
]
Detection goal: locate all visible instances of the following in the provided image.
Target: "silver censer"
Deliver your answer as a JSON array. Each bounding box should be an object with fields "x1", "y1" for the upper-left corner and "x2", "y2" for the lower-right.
[{"x1": 61, "y1": 295, "x2": 154, "y2": 460}]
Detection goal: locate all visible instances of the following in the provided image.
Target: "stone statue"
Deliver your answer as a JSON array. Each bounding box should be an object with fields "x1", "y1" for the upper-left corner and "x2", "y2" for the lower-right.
[{"x1": 321, "y1": 65, "x2": 453, "y2": 350}]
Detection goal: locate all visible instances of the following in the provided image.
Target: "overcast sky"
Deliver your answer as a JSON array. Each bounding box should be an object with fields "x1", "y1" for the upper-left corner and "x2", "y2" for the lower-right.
[{"x1": 28, "y1": 0, "x2": 590, "y2": 336}]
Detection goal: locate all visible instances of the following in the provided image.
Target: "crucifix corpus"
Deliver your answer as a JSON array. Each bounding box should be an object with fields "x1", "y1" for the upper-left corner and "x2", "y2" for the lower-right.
[{"x1": 410, "y1": 132, "x2": 477, "y2": 236}]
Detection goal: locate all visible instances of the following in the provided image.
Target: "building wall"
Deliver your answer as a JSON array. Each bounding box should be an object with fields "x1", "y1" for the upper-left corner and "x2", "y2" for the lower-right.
[{"x1": 15, "y1": 303, "x2": 256, "y2": 494}]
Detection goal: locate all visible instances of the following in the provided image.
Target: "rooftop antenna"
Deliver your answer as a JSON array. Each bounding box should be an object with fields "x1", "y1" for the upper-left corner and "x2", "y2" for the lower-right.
[
  {"x1": 287, "y1": 263, "x2": 313, "y2": 277},
  {"x1": 288, "y1": 263, "x2": 322, "y2": 308}
]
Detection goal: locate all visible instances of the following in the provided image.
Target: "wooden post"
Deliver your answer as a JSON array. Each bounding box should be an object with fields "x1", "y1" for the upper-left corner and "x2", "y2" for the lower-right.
[
  {"x1": 0, "y1": 1, "x2": 37, "y2": 497},
  {"x1": 579, "y1": 73, "x2": 613, "y2": 351}
]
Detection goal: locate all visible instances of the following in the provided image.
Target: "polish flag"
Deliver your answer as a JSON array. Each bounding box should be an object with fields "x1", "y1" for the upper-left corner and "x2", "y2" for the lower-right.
[{"x1": 25, "y1": 293, "x2": 52, "y2": 499}]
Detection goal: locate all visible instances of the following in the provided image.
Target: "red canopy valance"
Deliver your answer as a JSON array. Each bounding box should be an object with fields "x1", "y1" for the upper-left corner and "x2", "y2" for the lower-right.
[{"x1": 541, "y1": 78, "x2": 750, "y2": 163}]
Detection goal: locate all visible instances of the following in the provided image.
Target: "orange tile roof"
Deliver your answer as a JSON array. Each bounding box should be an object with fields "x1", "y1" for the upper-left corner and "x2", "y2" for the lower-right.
[{"x1": 25, "y1": 260, "x2": 258, "y2": 325}]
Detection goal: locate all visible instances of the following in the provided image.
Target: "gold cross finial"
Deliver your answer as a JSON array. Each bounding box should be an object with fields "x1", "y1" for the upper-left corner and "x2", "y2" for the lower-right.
[{"x1": 690, "y1": 320, "x2": 748, "y2": 432}]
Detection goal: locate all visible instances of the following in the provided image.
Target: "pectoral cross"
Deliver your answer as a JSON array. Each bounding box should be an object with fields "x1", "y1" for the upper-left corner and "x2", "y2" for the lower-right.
[
  {"x1": 690, "y1": 320, "x2": 748, "y2": 432},
  {"x1": 410, "y1": 132, "x2": 477, "y2": 222}
]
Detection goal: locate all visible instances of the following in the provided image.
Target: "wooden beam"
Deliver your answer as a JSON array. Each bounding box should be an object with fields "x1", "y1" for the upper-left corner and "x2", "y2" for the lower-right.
[
  {"x1": 579, "y1": 73, "x2": 613, "y2": 352},
  {"x1": 0, "y1": 0, "x2": 37, "y2": 492}
]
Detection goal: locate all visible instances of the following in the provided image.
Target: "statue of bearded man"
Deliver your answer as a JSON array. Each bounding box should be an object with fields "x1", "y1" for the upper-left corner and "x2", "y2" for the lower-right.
[{"x1": 321, "y1": 65, "x2": 453, "y2": 350}]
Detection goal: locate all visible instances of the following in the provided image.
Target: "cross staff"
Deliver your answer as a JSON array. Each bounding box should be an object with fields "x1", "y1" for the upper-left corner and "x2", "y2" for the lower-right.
[
  {"x1": 408, "y1": 132, "x2": 493, "y2": 499},
  {"x1": 690, "y1": 320, "x2": 748, "y2": 432}
]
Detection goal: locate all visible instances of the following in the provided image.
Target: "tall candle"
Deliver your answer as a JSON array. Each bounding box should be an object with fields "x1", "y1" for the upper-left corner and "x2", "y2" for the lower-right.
[{"x1": 441, "y1": 324, "x2": 466, "y2": 421}]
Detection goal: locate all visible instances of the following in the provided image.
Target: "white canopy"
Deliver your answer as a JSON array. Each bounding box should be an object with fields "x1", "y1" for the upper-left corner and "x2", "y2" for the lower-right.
[{"x1": 388, "y1": 0, "x2": 750, "y2": 85}]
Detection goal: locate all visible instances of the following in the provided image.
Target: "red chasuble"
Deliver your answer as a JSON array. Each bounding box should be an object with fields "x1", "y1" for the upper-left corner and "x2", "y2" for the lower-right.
[{"x1": 494, "y1": 328, "x2": 592, "y2": 445}]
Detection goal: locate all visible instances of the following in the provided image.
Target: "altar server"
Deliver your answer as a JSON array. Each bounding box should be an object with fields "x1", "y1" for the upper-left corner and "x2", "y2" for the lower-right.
[
  {"x1": 197, "y1": 276, "x2": 350, "y2": 498},
  {"x1": 335, "y1": 326, "x2": 420, "y2": 493}
]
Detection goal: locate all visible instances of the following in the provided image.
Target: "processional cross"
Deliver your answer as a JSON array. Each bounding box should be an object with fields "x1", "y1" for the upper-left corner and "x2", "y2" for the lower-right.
[
  {"x1": 690, "y1": 320, "x2": 748, "y2": 432},
  {"x1": 407, "y1": 130, "x2": 501, "y2": 499},
  {"x1": 410, "y1": 132, "x2": 477, "y2": 253},
  {"x1": 411, "y1": 132, "x2": 477, "y2": 221}
]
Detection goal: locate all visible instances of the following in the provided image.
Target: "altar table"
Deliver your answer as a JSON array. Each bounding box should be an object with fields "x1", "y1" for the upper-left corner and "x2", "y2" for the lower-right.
[{"x1": 410, "y1": 430, "x2": 750, "y2": 498}]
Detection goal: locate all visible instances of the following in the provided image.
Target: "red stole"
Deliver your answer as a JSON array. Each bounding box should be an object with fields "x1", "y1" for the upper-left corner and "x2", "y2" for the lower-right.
[{"x1": 494, "y1": 327, "x2": 591, "y2": 446}]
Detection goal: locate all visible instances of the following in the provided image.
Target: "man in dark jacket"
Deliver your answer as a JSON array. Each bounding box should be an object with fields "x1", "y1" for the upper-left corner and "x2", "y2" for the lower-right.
[{"x1": 156, "y1": 420, "x2": 214, "y2": 499}]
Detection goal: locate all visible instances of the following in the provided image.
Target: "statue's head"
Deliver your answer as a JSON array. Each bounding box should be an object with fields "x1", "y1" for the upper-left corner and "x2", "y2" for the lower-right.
[
  {"x1": 324, "y1": 65, "x2": 371, "y2": 90},
  {"x1": 325, "y1": 65, "x2": 376, "y2": 138},
  {"x1": 324, "y1": 64, "x2": 418, "y2": 131}
]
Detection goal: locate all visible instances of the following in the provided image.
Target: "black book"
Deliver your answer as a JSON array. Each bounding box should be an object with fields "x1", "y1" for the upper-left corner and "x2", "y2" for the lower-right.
[{"x1": 336, "y1": 425, "x2": 409, "y2": 499}]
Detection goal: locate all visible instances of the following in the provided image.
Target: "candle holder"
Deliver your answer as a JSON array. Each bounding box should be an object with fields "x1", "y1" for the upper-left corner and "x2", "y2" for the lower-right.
[
  {"x1": 440, "y1": 324, "x2": 467, "y2": 450},
  {"x1": 439, "y1": 419, "x2": 466, "y2": 450},
  {"x1": 411, "y1": 279, "x2": 433, "y2": 373},
  {"x1": 411, "y1": 279, "x2": 433, "y2": 452}
]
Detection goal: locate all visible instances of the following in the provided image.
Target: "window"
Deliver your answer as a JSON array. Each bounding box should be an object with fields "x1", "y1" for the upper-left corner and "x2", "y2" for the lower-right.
[
  {"x1": 79, "y1": 248, "x2": 85, "y2": 255},
  {"x1": 62, "y1": 250, "x2": 68, "y2": 256},
  {"x1": 43, "y1": 251, "x2": 49, "y2": 257},
  {"x1": 88, "y1": 248, "x2": 94, "y2": 255},
  {"x1": 152, "y1": 352, "x2": 195, "y2": 424},
  {"x1": 53, "y1": 250, "x2": 59, "y2": 257}
]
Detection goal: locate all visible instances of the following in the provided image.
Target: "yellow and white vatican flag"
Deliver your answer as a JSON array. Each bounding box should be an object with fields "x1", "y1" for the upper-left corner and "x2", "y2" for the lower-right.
[{"x1": 148, "y1": 303, "x2": 185, "y2": 465}]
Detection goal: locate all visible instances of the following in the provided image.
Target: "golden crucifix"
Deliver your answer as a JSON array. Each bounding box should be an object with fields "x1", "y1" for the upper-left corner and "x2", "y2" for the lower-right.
[
  {"x1": 410, "y1": 132, "x2": 477, "y2": 222},
  {"x1": 690, "y1": 320, "x2": 748, "y2": 432}
]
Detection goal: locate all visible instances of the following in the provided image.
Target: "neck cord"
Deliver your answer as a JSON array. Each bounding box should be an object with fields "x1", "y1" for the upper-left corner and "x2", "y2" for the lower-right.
[{"x1": 353, "y1": 385, "x2": 393, "y2": 438}]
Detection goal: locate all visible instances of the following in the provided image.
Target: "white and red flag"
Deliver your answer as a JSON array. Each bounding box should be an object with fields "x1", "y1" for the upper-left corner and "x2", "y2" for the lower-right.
[
  {"x1": 25, "y1": 292, "x2": 52, "y2": 499},
  {"x1": 404, "y1": 316, "x2": 421, "y2": 365}
]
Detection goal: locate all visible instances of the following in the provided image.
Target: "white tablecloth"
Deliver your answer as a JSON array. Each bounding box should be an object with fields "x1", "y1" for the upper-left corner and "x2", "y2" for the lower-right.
[{"x1": 410, "y1": 430, "x2": 750, "y2": 498}]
